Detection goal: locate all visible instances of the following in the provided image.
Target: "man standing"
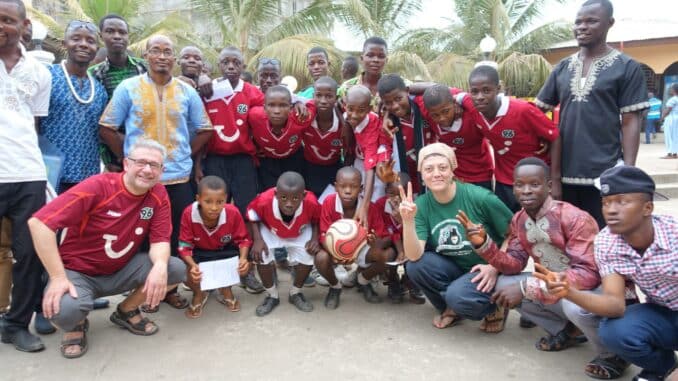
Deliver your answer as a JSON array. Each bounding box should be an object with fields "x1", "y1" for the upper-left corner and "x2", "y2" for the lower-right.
[
  {"x1": 99, "y1": 34, "x2": 213, "y2": 311},
  {"x1": 89, "y1": 14, "x2": 147, "y2": 172},
  {"x1": 29, "y1": 139, "x2": 186, "y2": 358},
  {"x1": 645, "y1": 91, "x2": 662, "y2": 144},
  {"x1": 536, "y1": 0, "x2": 649, "y2": 227},
  {"x1": 0, "y1": 0, "x2": 52, "y2": 352}
]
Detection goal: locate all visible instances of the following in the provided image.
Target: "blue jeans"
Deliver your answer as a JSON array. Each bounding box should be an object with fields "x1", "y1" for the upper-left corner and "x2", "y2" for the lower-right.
[
  {"x1": 645, "y1": 118, "x2": 657, "y2": 144},
  {"x1": 599, "y1": 303, "x2": 678, "y2": 376},
  {"x1": 406, "y1": 252, "x2": 495, "y2": 320}
]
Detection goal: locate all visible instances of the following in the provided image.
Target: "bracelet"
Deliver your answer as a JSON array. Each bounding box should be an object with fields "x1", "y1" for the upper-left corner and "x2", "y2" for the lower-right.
[{"x1": 519, "y1": 279, "x2": 526, "y2": 297}]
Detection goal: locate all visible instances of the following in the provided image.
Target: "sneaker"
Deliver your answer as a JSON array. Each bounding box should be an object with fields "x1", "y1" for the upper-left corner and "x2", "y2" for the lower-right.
[
  {"x1": 255, "y1": 296, "x2": 280, "y2": 316},
  {"x1": 324, "y1": 288, "x2": 341, "y2": 309},
  {"x1": 387, "y1": 281, "x2": 404, "y2": 304},
  {"x1": 311, "y1": 268, "x2": 329, "y2": 287},
  {"x1": 408, "y1": 286, "x2": 426, "y2": 305},
  {"x1": 0, "y1": 318, "x2": 45, "y2": 352},
  {"x1": 240, "y1": 271, "x2": 265, "y2": 294},
  {"x1": 288, "y1": 293, "x2": 314, "y2": 312},
  {"x1": 357, "y1": 283, "x2": 382, "y2": 304},
  {"x1": 92, "y1": 298, "x2": 110, "y2": 310},
  {"x1": 34, "y1": 312, "x2": 56, "y2": 335},
  {"x1": 340, "y1": 269, "x2": 357, "y2": 288}
]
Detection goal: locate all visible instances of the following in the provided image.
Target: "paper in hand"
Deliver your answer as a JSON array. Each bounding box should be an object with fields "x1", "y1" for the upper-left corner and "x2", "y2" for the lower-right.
[
  {"x1": 205, "y1": 78, "x2": 234, "y2": 102},
  {"x1": 199, "y1": 257, "x2": 240, "y2": 290}
]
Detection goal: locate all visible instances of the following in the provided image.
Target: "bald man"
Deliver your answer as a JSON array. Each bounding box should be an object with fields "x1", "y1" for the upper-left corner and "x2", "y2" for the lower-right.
[{"x1": 99, "y1": 34, "x2": 213, "y2": 311}]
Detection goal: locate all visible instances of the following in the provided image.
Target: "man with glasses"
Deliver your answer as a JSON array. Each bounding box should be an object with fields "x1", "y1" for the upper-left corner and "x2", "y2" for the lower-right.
[
  {"x1": 99, "y1": 34, "x2": 212, "y2": 312},
  {"x1": 28, "y1": 139, "x2": 186, "y2": 359}
]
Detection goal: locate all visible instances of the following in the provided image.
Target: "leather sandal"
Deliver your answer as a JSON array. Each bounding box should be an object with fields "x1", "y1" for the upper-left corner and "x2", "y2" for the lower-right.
[
  {"x1": 60, "y1": 319, "x2": 89, "y2": 359},
  {"x1": 110, "y1": 305, "x2": 158, "y2": 336}
]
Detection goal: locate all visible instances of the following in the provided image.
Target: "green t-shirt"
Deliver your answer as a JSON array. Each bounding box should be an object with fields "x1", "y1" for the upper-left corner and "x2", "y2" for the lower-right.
[
  {"x1": 414, "y1": 181, "x2": 513, "y2": 272},
  {"x1": 297, "y1": 86, "x2": 314, "y2": 99}
]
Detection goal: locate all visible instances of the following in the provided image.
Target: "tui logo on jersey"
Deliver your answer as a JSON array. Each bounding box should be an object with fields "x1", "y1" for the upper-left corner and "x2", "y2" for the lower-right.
[
  {"x1": 289, "y1": 135, "x2": 299, "y2": 144},
  {"x1": 237, "y1": 104, "x2": 248, "y2": 114},
  {"x1": 220, "y1": 234, "x2": 232, "y2": 244},
  {"x1": 139, "y1": 207, "x2": 154, "y2": 220},
  {"x1": 331, "y1": 139, "x2": 342, "y2": 147},
  {"x1": 453, "y1": 137, "x2": 464, "y2": 145},
  {"x1": 502, "y1": 130, "x2": 515, "y2": 139}
]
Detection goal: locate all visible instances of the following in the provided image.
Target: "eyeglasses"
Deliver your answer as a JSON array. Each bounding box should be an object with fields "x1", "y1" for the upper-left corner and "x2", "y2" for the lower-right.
[
  {"x1": 127, "y1": 157, "x2": 163, "y2": 170},
  {"x1": 258, "y1": 57, "x2": 280, "y2": 67},
  {"x1": 147, "y1": 48, "x2": 175, "y2": 58},
  {"x1": 66, "y1": 20, "x2": 98, "y2": 34}
]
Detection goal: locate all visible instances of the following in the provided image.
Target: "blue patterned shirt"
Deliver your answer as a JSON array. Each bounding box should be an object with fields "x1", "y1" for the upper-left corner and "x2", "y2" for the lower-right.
[
  {"x1": 99, "y1": 74, "x2": 212, "y2": 183},
  {"x1": 41, "y1": 64, "x2": 108, "y2": 183}
]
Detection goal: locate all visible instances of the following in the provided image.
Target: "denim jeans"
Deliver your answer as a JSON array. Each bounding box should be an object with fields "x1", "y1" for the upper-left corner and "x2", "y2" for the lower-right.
[{"x1": 645, "y1": 118, "x2": 657, "y2": 144}]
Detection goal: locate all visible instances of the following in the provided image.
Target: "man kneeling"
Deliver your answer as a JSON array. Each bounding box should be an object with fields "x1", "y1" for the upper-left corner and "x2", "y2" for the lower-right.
[{"x1": 28, "y1": 139, "x2": 186, "y2": 358}]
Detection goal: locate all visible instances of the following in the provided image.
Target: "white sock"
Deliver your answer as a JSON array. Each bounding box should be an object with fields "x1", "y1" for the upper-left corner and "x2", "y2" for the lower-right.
[
  {"x1": 358, "y1": 273, "x2": 369, "y2": 286},
  {"x1": 330, "y1": 281, "x2": 342, "y2": 289},
  {"x1": 266, "y1": 286, "x2": 279, "y2": 299},
  {"x1": 289, "y1": 286, "x2": 301, "y2": 296}
]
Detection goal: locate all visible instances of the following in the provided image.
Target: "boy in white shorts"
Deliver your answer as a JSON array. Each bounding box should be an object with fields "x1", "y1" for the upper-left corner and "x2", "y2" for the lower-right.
[{"x1": 246, "y1": 172, "x2": 322, "y2": 316}]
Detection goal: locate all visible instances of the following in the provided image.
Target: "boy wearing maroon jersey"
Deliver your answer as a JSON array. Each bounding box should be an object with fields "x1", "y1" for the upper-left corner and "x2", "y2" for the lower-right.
[
  {"x1": 251, "y1": 85, "x2": 316, "y2": 190},
  {"x1": 315, "y1": 167, "x2": 394, "y2": 308},
  {"x1": 178, "y1": 176, "x2": 252, "y2": 318},
  {"x1": 303, "y1": 76, "x2": 344, "y2": 197},
  {"x1": 247, "y1": 172, "x2": 322, "y2": 316},
  {"x1": 27, "y1": 140, "x2": 186, "y2": 358},
  {"x1": 467, "y1": 65, "x2": 558, "y2": 212},
  {"x1": 422, "y1": 84, "x2": 494, "y2": 190}
]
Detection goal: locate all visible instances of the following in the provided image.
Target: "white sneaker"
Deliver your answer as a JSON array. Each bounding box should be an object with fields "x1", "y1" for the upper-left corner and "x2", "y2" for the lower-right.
[
  {"x1": 340, "y1": 268, "x2": 358, "y2": 288},
  {"x1": 311, "y1": 268, "x2": 330, "y2": 287}
]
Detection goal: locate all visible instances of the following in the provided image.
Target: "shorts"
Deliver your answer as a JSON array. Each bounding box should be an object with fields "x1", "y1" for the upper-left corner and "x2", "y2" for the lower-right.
[
  {"x1": 353, "y1": 158, "x2": 385, "y2": 202},
  {"x1": 355, "y1": 245, "x2": 371, "y2": 269},
  {"x1": 257, "y1": 224, "x2": 313, "y2": 266}
]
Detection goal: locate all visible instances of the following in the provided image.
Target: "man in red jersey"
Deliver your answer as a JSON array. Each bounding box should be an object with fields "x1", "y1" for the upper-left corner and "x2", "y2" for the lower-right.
[{"x1": 27, "y1": 139, "x2": 186, "y2": 358}]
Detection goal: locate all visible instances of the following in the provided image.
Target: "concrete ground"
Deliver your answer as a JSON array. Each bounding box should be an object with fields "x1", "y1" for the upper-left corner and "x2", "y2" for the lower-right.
[{"x1": 1, "y1": 136, "x2": 676, "y2": 381}]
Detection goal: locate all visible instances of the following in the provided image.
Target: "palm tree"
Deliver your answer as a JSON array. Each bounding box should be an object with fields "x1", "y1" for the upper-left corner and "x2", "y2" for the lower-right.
[
  {"x1": 333, "y1": 0, "x2": 422, "y2": 41},
  {"x1": 396, "y1": 0, "x2": 573, "y2": 96}
]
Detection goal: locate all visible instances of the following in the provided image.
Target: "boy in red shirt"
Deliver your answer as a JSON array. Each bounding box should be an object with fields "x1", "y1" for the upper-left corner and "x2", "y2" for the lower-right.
[
  {"x1": 422, "y1": 84, "x2": 494, "y2": 190},
  {"x1": 315, "y1": 167, "x2": 394, "y2": 308},
  {"x1": 303, "y1": 76, "x2": 344, "y2": 198},
  {"x1": 466, "y1": 65, "x2": 558, "y2": 211},
  {"x1": 250, "y1": 85, "x2": 316, "y2": 190},
  {"x1": 178, "y1": 176, "x2": 252, "y2": 318},
  {"x1": 246, "y1": 172, "x2": 322, "y2": 316}
]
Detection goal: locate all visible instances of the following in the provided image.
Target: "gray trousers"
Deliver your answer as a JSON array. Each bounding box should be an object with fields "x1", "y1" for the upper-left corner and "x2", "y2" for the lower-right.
[
  {"x1": 497, "y1": 273, "x2": 610, "y2": 356},
  {"x1": 49, "y1": 254, "x2": 186, "y2": 331}
]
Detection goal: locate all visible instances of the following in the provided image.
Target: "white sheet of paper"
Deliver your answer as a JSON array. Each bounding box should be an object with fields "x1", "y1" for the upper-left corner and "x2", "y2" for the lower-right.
[
  {"x1": 386, "y1": 260, "x2": 407, "y2": 266},
  {"x1": 204, "y1": 79, "x2": 234, "y2": 102},
  {"x1": 199, "y1": 257, "x2": 240, "y2": 290}
]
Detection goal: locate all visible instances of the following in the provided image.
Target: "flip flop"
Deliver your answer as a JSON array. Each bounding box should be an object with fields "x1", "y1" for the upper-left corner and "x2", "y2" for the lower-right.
[
  {"x1": 479, "y1": 305, "x2": 509, "y2": 334},
  {"x1": 218, "y1": 297, "x2": 241, "y2": 312},
  {"x1": 433, "y1": 313, "x2": 462, "y2": 329},
  {"x1": 185, "y1": 292, "x2": 209, "y2": 319}
]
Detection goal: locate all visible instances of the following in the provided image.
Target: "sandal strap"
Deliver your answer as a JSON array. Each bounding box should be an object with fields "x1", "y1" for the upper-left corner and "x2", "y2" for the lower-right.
[
  {"x1": 116, "y1": 304, "x2": 142, "y2": 320},
  {"x1": 61, "y1": 337, "x2": 85, "y2": 347}
]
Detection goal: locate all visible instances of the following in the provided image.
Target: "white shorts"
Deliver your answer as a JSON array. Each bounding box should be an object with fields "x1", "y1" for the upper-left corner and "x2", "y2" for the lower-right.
[
  {"x1": 355, "y1": 245, "x2": 371, "y2": 269},
  {"x1": 258, "y1": 224, "x2": 314, "y2": 266},
  {"x1": 353, "y1": 159, "x2": 385, "y2": 202}
]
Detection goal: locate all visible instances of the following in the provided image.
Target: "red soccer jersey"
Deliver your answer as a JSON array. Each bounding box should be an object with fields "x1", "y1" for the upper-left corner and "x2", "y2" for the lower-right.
[
  {"x1": 246, "y1": 187, "x2": 320, "y2": 239},
  {"x1": 250, "y1": 103, "x2": 316, "y2": 159},
  {"x1": 374, "y1": 196, "x2": 402, "y2": 243},
  {"x1": 426, "y1": 93, "x2": 494, "y2": 183},
  {"x1": 205, "y1": 79, "x2": 264, "y2": 157},
  {"x1": 467, "y1": 94, "x2": 558, "y2": 185},
  {"x1": 33, "y1": 172, "x2": 171, "y2": 276},
  {"x1": 347, "y1": 112, "x2": 386, "y2": 171},
  {"x1": 319, "y1": 193, "x2": 388, "y2": 241},
  {"x1": 302, "y1": 102, "x2": 343, "y2": 165},
  {"x1": 178, "y1": 202, "x2": 252, "y2": 258}
]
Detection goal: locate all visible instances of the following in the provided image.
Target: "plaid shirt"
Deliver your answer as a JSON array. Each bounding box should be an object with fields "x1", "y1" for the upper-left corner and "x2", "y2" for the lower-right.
[
  {"x1": 595, "y1": 215, "x2": 678, "y2": 310},
  {"x1": 88, "y1": 55, "x2": 147, "y2": 98}
]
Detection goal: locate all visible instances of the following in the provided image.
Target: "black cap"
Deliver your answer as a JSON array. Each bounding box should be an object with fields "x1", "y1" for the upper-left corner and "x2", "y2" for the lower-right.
[{"x1": 599, "y1": 165, "x2": 668, "y2": 200}]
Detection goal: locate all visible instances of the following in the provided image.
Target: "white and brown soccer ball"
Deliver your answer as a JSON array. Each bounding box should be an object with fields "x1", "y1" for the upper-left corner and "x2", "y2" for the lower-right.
[{"x1": 324, "y1": 219, "x2": 369, "y2": 262}]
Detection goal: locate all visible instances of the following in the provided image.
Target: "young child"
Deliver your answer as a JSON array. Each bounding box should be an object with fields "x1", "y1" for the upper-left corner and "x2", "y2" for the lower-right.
[
  {"x1": 246, "y1": 171, "x2": 322, "y2": 316},
  {"x1": 303, "y1": 76, "x2": 344, "y2": 198},
  {"x1": 250, "y1": 85, "x2": 316, "y2": 190},
  {"x1": 377, "y1": 74, "x2": 436, "y2": 193},
  {"x1": 375, "y1": 173, "x2": 426, "y2": 304},
  {"x1": 178, "y1": 176, "x2": 252, "y2": 318},
  {"x1": 338, "y1": 37, "x2": 389, "y2": 112},
  {"x1": 315, "y1": 167, "x2": 394, "y2": 308},
  {"x1": 422, "y1": 84, "x2": 494, "y2": 190},
  {"x1": 466, "y1": 65, "x2": 559, "y2": 211}
]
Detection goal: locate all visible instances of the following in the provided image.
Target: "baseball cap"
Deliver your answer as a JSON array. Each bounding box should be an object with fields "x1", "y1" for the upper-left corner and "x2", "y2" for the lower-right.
[{"x1": 599, "y1": 165, "x2": 668, "y2": 201}]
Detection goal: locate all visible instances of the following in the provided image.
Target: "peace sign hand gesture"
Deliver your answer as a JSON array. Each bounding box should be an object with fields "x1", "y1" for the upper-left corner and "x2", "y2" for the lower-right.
[
  {"x1": 398, "y1": 182, "x2": 417, "y2": 222},
  {"x1": 456, "y1": 210, "x2": 487, "y2": 248}
]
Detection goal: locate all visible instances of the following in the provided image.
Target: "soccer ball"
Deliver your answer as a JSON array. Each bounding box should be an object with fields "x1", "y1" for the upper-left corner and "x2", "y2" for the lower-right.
[{"x1": 324, "y1": 219, "x2": 368, "y2": 262}]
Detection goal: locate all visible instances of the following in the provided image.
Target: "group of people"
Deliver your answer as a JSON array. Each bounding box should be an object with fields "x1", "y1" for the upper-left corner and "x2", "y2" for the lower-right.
[{"x1": 0, "y1": 0, "x2": 676, "y2": 380}]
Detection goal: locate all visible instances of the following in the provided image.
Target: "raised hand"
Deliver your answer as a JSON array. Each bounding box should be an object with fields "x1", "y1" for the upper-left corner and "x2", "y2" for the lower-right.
[
  {"x1": 456, "y1": 210, "x2": 487, "y2": 247},
  {"x1": 376, "y1": 159, "x2": 399, "y2": 183},
  {"x1": 382, "y1": 111, "x2": 398, "y2": 138},
  {"x1": 533, "y1": 263, "x2": 570, "y2": 299},
  {"x1": 398, "y1": 182, "x2": 417, "y2": 222}
]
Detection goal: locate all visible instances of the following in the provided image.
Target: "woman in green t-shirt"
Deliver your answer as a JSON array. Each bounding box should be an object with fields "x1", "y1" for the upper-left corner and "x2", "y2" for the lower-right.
[{"x1": 400, "y1": 143, "x2": 513, "y2": 331}]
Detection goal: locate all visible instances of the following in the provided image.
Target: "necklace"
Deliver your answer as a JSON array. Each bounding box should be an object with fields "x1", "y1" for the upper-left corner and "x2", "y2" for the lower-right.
[{"x1": 60, "y1": 60, "x2": 95, "y2": 104}]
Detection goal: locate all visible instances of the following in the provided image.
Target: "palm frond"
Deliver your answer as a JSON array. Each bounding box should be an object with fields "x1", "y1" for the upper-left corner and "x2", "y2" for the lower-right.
[
  {"x1": 75, "y1": 0, "x2": 146, "y2": 22},
  {"x1": 506, "y1": 21, "x2": 572, "y2": 55},
  {"x1": 384, "y1": 51, "x2": 431, "y2": 82},
  {"x1": 264, "y1": 0, "x2": 335, "y2": 44},
  {"x1": 426, "y1": 53, "x2": 474, "y2": 89},
  {"x1": 27, "y1": 6, "x2": 64, "y2": 38},
  {"x1": 334, "y1": 0, "x2": 381, "y2": 38},
  {"x1": 498, "y1": 52, "x2": 552, "y2": 97}
]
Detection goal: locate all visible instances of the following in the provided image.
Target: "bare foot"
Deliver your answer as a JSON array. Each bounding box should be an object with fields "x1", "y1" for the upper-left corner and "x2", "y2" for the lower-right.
[{"x1": 432, "y1": 308, "x2": 460, "y2": 329}]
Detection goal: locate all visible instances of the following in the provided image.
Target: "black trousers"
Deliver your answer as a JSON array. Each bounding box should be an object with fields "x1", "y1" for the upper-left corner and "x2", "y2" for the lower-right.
[
  {"x1": 305, "y1": 161, "x2": 341, "y2": 198},
  {"x1": 494, "y1": 181, "x2": 521, "y2": 213},
  {"x1": 0, "y1": 181, "x2": 46, "y2": 328},
  {"x1": 562, "y1": 183, "x2": 604, "y2": 228},
  {"x1": 165, "y1": 182, "x2": 194, "y2": 258},
  {"x1": 203, "y1": 154, "x2": 258, "y2": 216},
  {"x1": 257, "y1": 150, "x2": 305, "y2": 191}
]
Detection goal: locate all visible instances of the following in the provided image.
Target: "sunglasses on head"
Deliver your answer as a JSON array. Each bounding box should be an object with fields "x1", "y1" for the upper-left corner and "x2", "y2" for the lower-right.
[
  {"x1": 66, "y1": 20, "x2": 98, "y2": 34},
  {"x1": 258, "y1": 57, "x2": 280, "y2": 67}
]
